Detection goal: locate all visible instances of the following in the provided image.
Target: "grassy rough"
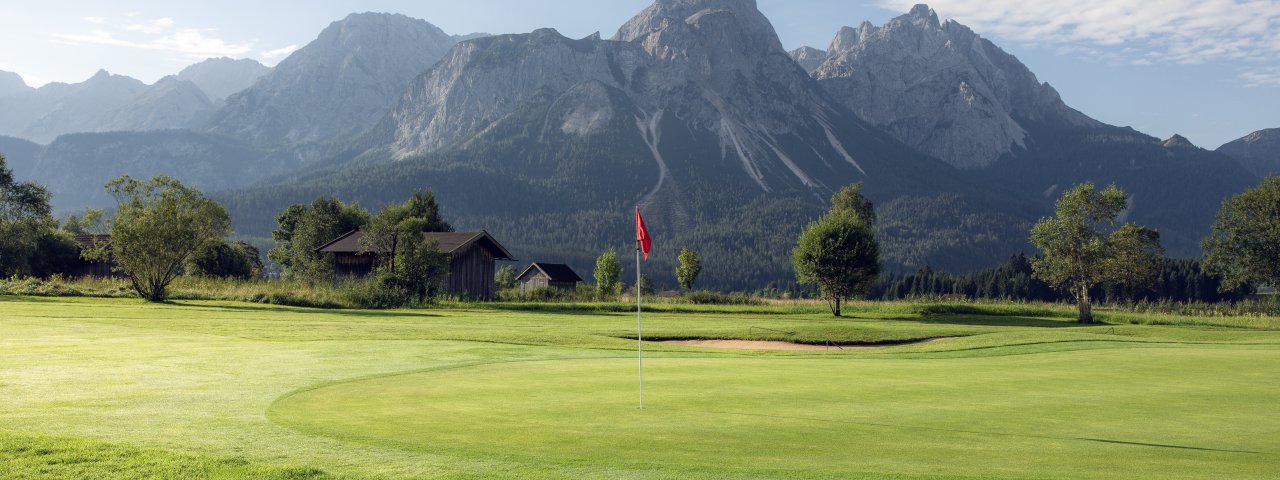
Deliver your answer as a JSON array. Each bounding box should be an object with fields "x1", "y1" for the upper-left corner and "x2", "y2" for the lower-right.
[
  {"x1": 0, "y1": 431, "x2": 330, "y2": 479},
  {"x1": 1, "y1": 296, "x2": 1278, "y2": 479}
]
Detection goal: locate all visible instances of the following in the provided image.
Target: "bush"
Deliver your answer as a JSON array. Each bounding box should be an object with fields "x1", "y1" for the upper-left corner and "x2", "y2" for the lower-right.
[
  {"x1": 684, "y1": 290, "x2": 765, "y2": 305},
  {"x1": 341, "y1": 277, "x2": 414, "y2": 309},
  {"x1": 187, "y1": 241, "x2": 262, "y2": 279},
  {"x1": 497, "y1": 286, "x2": 579, "y2": 302}
]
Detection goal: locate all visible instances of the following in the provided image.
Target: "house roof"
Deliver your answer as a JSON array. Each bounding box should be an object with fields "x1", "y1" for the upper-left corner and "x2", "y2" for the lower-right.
[
  {"x1": 517, "y1": 262, "x2": 583, "y2": 283},
  {"x1": 72, "y1": 234, "x2": 111, "y2": 249},
  {"x1": 314, "y1": 230, "x2": 515, "y2": 260}
]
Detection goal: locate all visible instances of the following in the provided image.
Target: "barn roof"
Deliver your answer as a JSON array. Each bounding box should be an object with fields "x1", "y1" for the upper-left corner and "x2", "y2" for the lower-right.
[
  {"x1": 73, "y1": 234, "x2": 111, "y2": 249},
  {"x1": 315, "y1": 230, "x2": 515, "y2": 260},
  {"x1": 517, "y1": 263, "x2": 583, "y2": 283}
]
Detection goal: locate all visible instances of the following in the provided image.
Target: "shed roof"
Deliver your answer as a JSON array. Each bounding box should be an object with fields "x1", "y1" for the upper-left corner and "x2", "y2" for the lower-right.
[
  {"x1": 73, "y1": 234, "x2": 111, "y2": 249},
  {"x1": 315, "y1": 230, "x2": 515, "y2": 260},
  {"x1": 517, "y1": 263, "x2": 583, "y2": 283}
]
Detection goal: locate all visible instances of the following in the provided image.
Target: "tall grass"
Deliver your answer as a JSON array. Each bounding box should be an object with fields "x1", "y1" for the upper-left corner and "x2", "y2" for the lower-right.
[
  {"x1": 2, "y1": 276, "x2": 1277, "y2": 330},
  {"x1": 0, "y1": 275, "x2": 353, "y2": 309}
]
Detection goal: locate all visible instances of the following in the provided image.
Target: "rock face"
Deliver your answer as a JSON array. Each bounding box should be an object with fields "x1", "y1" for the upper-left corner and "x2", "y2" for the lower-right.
[
  {"x1": 803, "y1": 4, "x2": 1098, "y2": 168},
  {"x1": 206, "y1": 12, "x2": 461, "y2": 148},
  {"x1": 0, "y1": 71, "x2": 31, "y2": 98},
  {"x1": 1161, "y1": 134, "x2": 1197, "y2": 149},
  {"x1": 385, "y1": 0, "x2": 931, "y2": 196},
  {"x1": 789, "y1": 46, "x2": 828, "y2": 73},
  {"x1": 0, "y1": 70, "x2": 215, "y2": 143},
  {"x1": 176, "y1": 57, "x2": 270, "y2": 102},
  {"x1": 101, "y1": 77, "x2": 215, "y2": 132},
  {"x1": 1218, "y1": 128, "x2": 1280, "y2": 177}
]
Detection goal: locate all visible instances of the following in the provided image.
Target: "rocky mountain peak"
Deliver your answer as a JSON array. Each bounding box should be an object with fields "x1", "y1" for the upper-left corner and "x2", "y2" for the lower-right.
[
  {"x1": 1239, "y1": 128, "x2": 1280, "y2": 144},
  {"x1": 207, "y1": 11, "x2": 460, "y2": 149},
  {"x1": 177, "y1": 57, "x2": 270, "y2": 102},
  {"x1": 906, "y1": 4, "x2": 940, "y2": 28},
  {"x1": 614, "y1": 0, "x2": 783, "y2": 55},
  {"x1": 0, "y1": 70, "x2": 29, "y2": 98},
  {"x1": 806, "y1": 5, "x2": 1100, "y2": 169},
  {"x1": 1217, "y1": 128, "x2": 1280, "y2": 177},
  {"x1": 1161, "y1": 134, "x2": 1196, "y2": 148},
  {"x1": 789, "y1": 46, "x2": 829, "y2": 72}
]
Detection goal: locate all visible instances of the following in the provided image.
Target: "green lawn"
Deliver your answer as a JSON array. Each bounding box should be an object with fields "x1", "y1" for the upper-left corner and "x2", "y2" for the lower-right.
[{"x1": 1, "y1": 296, "x2": 1277, "y2": 479}]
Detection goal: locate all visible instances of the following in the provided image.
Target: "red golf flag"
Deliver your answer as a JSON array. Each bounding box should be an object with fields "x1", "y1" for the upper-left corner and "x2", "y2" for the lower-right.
[{"x1": 635, "y1": 206, "x2": 651, "y2": 260}]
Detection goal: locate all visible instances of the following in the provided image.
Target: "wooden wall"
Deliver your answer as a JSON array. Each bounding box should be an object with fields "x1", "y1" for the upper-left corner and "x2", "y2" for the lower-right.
[
  {"x1": 447, "y1": 246, "x2": 496, "y2": 299},
  {"x1": 333, "y1": 253, "x2": 377, "y2": 278},
  {"x1": 520, "y1": 275, "x2": 577, "y2": 293}
]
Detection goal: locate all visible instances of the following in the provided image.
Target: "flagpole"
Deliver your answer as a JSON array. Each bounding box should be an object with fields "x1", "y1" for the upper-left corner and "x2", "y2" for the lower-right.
[{"x1": 636, "y1": 238, "x2": 644, "y2": 410}]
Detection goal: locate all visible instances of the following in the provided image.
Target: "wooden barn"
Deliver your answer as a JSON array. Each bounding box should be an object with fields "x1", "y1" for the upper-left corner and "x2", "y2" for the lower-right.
[
  {"x1": 69, "y1": 234, "x2": 118, "y2": 278},
  {"x1": 315, "y1": 230, "x2": 515, "y2": 299},
  {"x1": 517, "y1": 263, "x2": 583, "y2": 293}
]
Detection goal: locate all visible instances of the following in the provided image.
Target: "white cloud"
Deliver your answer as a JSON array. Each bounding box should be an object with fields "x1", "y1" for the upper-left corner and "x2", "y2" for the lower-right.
[
  {"x1": 259, "y1": 44, "x2": 299, "y2": 63},
  {"x1": 1240, "y1": 66, "x2": 1280, "y2": 87},
  {"x1": 879, "y1": 0, "x2": 1280, "y2": 83},
  {"x1": 53, "y1": 17, "x2": 252, "y2": 60},
  {"x1": 83, "y1": 16, "x2": 106, "y2": 24}
]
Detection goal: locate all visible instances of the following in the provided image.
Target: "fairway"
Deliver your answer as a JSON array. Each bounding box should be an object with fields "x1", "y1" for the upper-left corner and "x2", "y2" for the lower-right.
[{"x1": 2, "y1": 296, "x2": 1279, "y2": 479}]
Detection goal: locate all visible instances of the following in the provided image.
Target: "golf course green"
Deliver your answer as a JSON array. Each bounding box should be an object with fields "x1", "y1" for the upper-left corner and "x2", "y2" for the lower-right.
[{"x1": 2, "y1": 296, "x2": 1278, "y2": 479}]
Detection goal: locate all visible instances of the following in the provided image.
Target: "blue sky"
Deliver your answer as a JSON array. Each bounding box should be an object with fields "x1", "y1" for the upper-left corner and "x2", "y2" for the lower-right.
[{"x1": 0, "y1": 0, "x2": 1276, "y2": 148}]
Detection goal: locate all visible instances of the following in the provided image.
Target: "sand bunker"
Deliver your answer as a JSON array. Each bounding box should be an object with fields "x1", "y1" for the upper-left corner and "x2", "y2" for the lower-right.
[{"x1": 658, "y1": 338, "x2": 946, "y2": 351}]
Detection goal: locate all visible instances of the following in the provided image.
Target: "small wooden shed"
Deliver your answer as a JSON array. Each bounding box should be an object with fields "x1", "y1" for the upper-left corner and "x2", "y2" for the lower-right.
[
  {"x1": 517, "y1": 263, "x2": 583, "y2": 293},
  {"x1": 69, "y1": 234, "x2": 118, "y2": 278},
  {"x1": 315, "y1": 230, "x2": 516, "y2": 299}
]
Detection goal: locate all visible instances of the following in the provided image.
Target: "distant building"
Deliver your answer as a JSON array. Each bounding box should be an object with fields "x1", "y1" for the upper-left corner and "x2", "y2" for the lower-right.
[
  {"x1": 517, "y1": 263, "x2": 583, "y2": 293},
  {"x1": 69, "y1": 234, "x2": 118, "y2": 278},
  {"x1": 315, "y1": 230, "x2": 515, "y2": 299}
]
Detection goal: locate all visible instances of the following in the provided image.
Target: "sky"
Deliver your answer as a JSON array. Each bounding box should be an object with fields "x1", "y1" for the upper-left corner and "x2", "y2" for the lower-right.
[{"x1": 0, "y1": 0, "x2": 1276, "y2": 148}]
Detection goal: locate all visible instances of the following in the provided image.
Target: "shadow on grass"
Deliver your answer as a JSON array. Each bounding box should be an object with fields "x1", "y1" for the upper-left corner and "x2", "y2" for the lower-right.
[
  {"x1": 908, "y1": 314, "x2": 1092, "y2": 328},
  {"x1": 701, "y1": 410, "x2": 1267, "y2": 455},
  {"x1": 165, "y1": 301, "x2": 441, "y2": 318}
]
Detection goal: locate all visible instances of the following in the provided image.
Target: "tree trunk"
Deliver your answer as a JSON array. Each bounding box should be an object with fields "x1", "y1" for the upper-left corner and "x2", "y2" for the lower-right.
[
  {"x1": 828, "y1": 296, "x2": 842, "y2": 317},
  {"x1": 1077, "y1": 286, "x2": 1093, "y2": 324}
]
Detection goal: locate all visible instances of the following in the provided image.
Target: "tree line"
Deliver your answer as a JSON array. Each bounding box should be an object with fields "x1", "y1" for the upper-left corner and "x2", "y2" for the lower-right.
[
  {"x1": 4, "y1": 148, "x2": 1279, "y2": 317},
  {"x1": 790, "y1": 178, "x2": 1280, "y2": 321}
]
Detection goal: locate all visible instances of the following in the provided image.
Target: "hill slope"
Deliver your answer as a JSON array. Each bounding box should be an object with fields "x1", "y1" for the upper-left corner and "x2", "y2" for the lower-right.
[{"x1": 1218, "y1": 128, "x2": 1280, "y2": 177}]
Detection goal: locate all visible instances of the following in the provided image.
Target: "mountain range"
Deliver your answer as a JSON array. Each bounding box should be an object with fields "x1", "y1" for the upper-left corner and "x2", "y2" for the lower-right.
[{"x1": 0, "y1": 0, "x2": 1273, "y2": 289}]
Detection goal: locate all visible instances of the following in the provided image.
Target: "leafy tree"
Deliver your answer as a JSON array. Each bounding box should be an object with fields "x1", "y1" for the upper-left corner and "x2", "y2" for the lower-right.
[
  {"x1": 377, "y1": 218, "x2": 449, "y2": 302},
  {"x1": 188, "y1": 241, "x2": 262, "y2": 279},
  {"x1": 360, "y1": 190, "x2": 453, "y2": 271},
  {"x1": 275, "y1": 198, "x2": 368, "y2": 282},
  {"x1": 0, "y1": 154, "x2": 56, "y2": 276},
  {"x1": 594, "y1": 249, "x2": 622, "y2": 298},
  {"x1": 636, "y1": 273, "x2": 655, "y2": 296},
  {"x1": 1105, "y1": 223, "x2": 1164, "y2": 302},
  {"x1": 98, "y1": 175, "x2": 230, "y2": 301},
  {"x1": 1204, "y1": 176, "x2": 1280, "y2": 292},
  {"x1": 792, "y1": 184, "x2": 881, "y2": 316},
  {"x1": 494, "y1": 264, "x2": 518, "y2": 290},
  {"x1": 676, "y1": 247, "x2": 702, "y2": 290},
  {"x1": 830, "y1": 182, "x2": 876, "y2": 225},
  {"x1": 358, "y1": 190, "x2": 453, "y2": 302},
  {"x1": 1030, "y1": 183, "x2": 1161, "y2": 323},
  {"x1": 402, "y1": 190, "x2": 453, "y2": 233},
  {"x1": 267, "y1": 204, "x2": 308, "y2": 271},
  {"x1": 29, "y1": 231, "x2": 82, "y2": 278}
]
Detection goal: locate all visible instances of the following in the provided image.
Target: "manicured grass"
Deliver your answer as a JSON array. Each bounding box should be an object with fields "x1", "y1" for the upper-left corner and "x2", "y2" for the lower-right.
[{"x1": 1, "y1": 296, "x2": 1278, "y2": 479}]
